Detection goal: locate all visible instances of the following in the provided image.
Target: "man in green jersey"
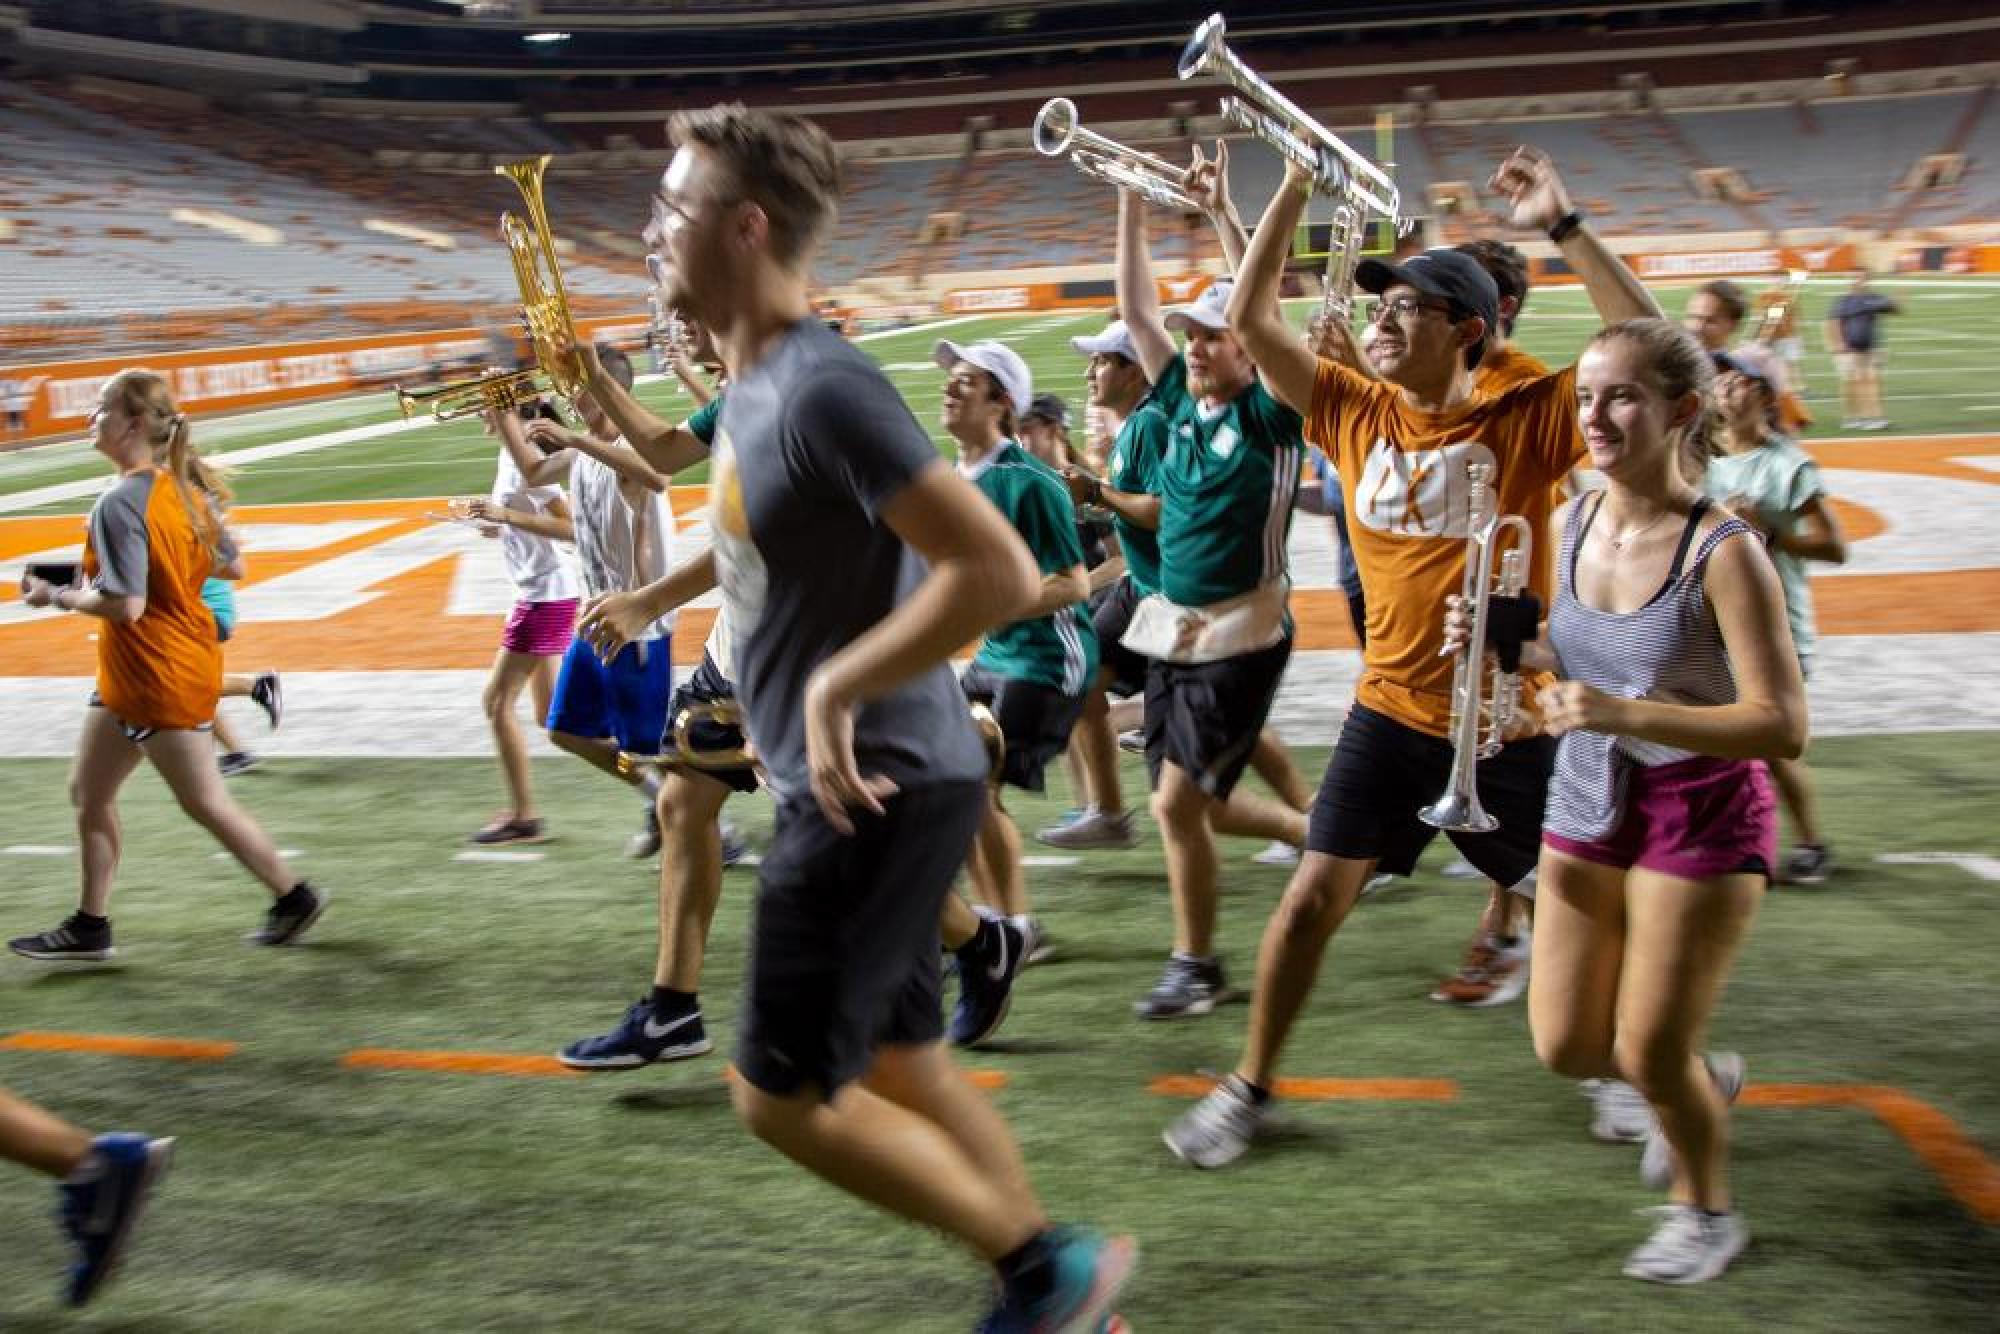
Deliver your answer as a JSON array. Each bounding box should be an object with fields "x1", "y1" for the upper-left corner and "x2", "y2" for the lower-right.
[
  {"x1": 935, "y1": 338, "x2": 1098, "y2": 1037},
  {"x1": 1115, "y1": 191, "x2": 1310, "y2": 1020}
]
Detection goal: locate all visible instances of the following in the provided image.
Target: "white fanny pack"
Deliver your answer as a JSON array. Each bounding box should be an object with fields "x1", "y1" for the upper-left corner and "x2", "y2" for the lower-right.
[{"x1": 1120, "y1": 579, "x2": 1290, "y2": 665}]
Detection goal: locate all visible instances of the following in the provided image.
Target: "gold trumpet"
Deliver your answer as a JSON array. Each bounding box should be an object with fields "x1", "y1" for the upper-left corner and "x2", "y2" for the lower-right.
[
  {"x1": 395, "y1": 370, "x2": 544, "y2": 422},
  {"x1": 397, "y1": 155, "x2": 583, "y2": 422},
  {"x1": 617, "y1": 700, "x2": 756, "y2": 778}
]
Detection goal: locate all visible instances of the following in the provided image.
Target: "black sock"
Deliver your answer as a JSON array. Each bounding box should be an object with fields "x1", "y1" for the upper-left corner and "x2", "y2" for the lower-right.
[
  {"x1": 71, "y1": 910, "x2": 109, "y2": 930},
  {"x1": 649, "y1": 986, "x2": 698, "y2": 1018},
  {"x1": 994, "y1": 1230, "x2": 1057, "y2": 1300},
  {"x1": 957, "y1": 915, "x2": 996, "y2": 961},
  {"x1": 1230, "y1": 1075, "x2": 1272, "y2": 1106}
]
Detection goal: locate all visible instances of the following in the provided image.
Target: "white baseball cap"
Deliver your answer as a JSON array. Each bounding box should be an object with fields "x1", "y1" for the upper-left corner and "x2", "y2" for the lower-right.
[
  {"x1": 1162, "y1": 280, "x2": 1235, "y2": 333},
  {"x1": 934, "y1": 339, "x2": 1033, "y2": 417},
  {"x1": 1070, "y1": 320, "x2": 1140, "y2": 362}
]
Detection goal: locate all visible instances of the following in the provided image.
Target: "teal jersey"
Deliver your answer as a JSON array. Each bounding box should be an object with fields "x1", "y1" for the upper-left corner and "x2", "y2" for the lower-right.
[
  {"x1": 1105, "y1": 402, "x2": 1170, "y2": 596},
  {"x1": 1149, "y1": 354, "x2": 1305, "y2": 607},
  {"x1": 1702, "y1": 435, "x2": 1824, "y2": 660},
  {"x1": 968, "y1": 441, "x2": 1099, "y2": 695},
  {"x1": 685, "y1": 395, "x2": 722, "y2": 447}
]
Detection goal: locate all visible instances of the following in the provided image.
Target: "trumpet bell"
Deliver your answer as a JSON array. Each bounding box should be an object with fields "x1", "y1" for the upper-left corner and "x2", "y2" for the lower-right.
[
  {"x1": 1178, "y1": 12, "x2": 1226, "y2": 81},
  {"x1": 1033, "y1": 97, "x2": 1079, "y2": 158},
  {"x1": 1418, "y1": 789, "x2": 1497, "y2": 835}
]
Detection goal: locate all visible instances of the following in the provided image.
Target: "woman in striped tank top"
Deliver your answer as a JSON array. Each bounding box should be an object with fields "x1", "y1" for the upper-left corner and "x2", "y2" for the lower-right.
[{"x1": 1455, "y1": 320, "x2": 1805, "y2": 1284}]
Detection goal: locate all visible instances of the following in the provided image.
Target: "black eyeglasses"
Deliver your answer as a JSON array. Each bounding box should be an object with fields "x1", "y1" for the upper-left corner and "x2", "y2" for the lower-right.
[{"x1": 1364, "y1": 295, "x2": 1462, "y2": 325}]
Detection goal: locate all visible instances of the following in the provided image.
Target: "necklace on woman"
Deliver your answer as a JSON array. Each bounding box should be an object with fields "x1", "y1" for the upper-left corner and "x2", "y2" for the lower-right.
[{"x1": 1604, "y1": 507, "x2": 1672, "y2": 551}]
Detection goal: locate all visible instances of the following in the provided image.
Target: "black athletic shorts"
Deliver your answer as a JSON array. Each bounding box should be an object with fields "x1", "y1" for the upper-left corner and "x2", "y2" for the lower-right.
[
  {"x1": 959, "y1": 664, "x2": 1086, "y2": 793},
  {"x1": 1308, "y1": 701, "x2": 1553, "y2": 888},
  {"x1": 1091, "y1": 575, "x2": 1151, "y2": 700},
  {"x1": 666, "y1": 650, "x2": 759, "y2": 793},
  {"x1": 1143, "y1": 631, "x2": 1292, "y2": 800},
  {"x1": 735, "y1": 781, "x2": 986, "y2": 1100}
]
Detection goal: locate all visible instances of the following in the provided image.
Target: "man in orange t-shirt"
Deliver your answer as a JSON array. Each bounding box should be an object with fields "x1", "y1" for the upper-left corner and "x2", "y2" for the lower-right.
[{"x1": 1164, "y1": 146, "x2": 1664, "y2": 1170}]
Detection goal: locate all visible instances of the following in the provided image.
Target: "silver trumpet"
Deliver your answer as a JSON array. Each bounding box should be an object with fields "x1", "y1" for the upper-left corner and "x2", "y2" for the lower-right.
[
  {"x1": 1179, "y1": 12, "x2": 1406, "y2": 323},
  {"x1": 1420, "y1": 461, "x2": 1535, "y2": 834},
  {"x1": 1033, "y1": 97, "x2": 1203, "y2": 212}
]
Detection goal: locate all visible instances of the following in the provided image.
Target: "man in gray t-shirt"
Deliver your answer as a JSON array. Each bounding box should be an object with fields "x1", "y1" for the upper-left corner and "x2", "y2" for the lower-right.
[
  {"x1": 582, "y1": 103, "x2": 1135, "y2": 1329},
  {"x1": 709, "y1": 318, "x2": 988, "y2": 803}
]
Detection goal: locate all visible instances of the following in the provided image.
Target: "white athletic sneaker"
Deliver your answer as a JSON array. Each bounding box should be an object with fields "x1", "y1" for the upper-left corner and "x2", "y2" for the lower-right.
[
  {"x1": 1250, "y1": 841, "x2": 1300, "y2": 867},
  {"x1": 1640, "y1": 1052, "x2": 1746, "y2": 1188},
  {"x1": 1439, "y1": 856, "x2": 1481, "y2": 880},
  {"x1": 1585, "y1": 1079, "x2": 1654, "y2": 1144},
  {"x1": 1163, "y1": 1075, "x2": 1270, "y2": 1169},
  {"x1": 1622, "y1": 1204, "x2": 1749, "y2": 1284},
  {"x1": 1036, "y1": 806, "x2": 1137, "y2": 851}
]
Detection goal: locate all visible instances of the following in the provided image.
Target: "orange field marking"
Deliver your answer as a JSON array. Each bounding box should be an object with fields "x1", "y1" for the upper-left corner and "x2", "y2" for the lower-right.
[
  {"x1": 341, "y1": 1048, "x2": 581, "y2": 1078},
  {"x1": 0, "y1": 1030, "x2": 239, "y2": 1061},
  {"x1": 6, "y1": 438, "x2": 2000, "y2": 674},
  {"x1": 1149, "y1": 1074, "x2": 1459, "y2": 1102},
  {"x1": 1743, "y1": 1083, "x2": 2000, "y2": 1225}
]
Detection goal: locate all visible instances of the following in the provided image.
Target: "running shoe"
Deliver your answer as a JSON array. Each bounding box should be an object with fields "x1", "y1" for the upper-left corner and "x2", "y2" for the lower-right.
[
  {"x1": 1430, "y1": 930, "x2": 1531, "y2": 1008},
  {"x1": 1163, "y1": 1075, "x2": 1271, "y2": 1169},
  {"x1": 59, "y1": 1132, "x2": 175, "y2": 1307},
  {"x1": 469, "y1": 816, "x2": 546, "y2": 846},
  {"x1": 1640, "y1": 1053, "x2": 1745, "y2": 1188},
  {"x1": 626, "y1": 805, "x2": 662, "y2": 859},
  {"x1": 978, "y1": 1227, "x2": 1137, "y2": 1334},
  {"x1": 9, "y1": 913, "x2": 115, "y2": 964},
  {"x1": 1585, "y1": 1079, "x2": 1654, "y2": 1144},
  {"x1": 1134, "y1": 954, "x2": 1229, "y2": 1020},
  {"x1": 558, "y1": 998, "x2": 712, "y2": 1070},
  {"x1": 250, "y1": 671, "x2": 283, "y2": 730},
  {"x1": 1779, "y1": 843, "x2": 1835, "y2": 885},
  {"x1": 1037, "y1": 807, "x2": 1136, "y2": 851},
  {"x1": 1250, "y1": 842, "x2": 1300, "y2": 867},
  {"x1": 1116, "y1": 729, "x2": 1145, "y2": 755},
  {"x1": 217, "y1": 751, "x2": 260, "y2": 777},
  {"x1": 1622, "y1": 1204, "x2": 1748, "y2": 1285},
  {"x1": 245, "y1": 883, "x2": 327, "y2": 946},
  {"x1": 949, "y1": 911, "x2": 1027, "y2": 1048}
]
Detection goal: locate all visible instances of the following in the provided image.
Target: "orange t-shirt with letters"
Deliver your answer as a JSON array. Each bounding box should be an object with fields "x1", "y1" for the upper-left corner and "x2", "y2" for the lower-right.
[{"x1": 1307, "y1": 359, "x2": 1583, "y2": 737}]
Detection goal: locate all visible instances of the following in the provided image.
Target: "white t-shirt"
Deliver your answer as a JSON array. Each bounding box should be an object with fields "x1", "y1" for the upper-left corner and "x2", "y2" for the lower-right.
[
  {"x1": 569, "y1": 441, "x2": 675, "y2": 642},
  {"x1": 492, "y1": 451, "x2": 580, "y2": 604}
]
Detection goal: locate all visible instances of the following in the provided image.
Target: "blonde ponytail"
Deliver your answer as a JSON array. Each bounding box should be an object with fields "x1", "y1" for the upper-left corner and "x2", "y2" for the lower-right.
[{"x1": 105, "y1": 369, "x2": 232, "y2": 563}]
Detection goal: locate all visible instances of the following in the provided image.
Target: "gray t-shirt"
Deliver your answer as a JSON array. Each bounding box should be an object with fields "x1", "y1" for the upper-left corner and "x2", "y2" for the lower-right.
[{"x1": 709, "y1": 318, "x2": 987, "y2": 804}]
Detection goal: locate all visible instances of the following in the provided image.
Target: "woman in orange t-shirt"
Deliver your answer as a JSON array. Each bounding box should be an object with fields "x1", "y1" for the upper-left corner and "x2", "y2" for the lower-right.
[{"x1": 10, "y1": 370, "x2": 324, "y2": 963}]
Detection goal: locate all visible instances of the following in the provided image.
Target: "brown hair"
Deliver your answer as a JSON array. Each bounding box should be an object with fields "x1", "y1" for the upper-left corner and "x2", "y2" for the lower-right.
[
  {"x1": 1697, "y1": 279, "x2": 1748, "y2": 326},
  {"x1": 666, "y1": 104, "x2": 842, "y2": 268},
  {"x1": 1587, "y1": 319, "x2": 1719, "y2": 483},
  {"x1": 1456, "y1": 238, "x2": 1531, "y2": 336},
  {"x1": 102, "y1": 369, "x2": 231, "y2": 560}
]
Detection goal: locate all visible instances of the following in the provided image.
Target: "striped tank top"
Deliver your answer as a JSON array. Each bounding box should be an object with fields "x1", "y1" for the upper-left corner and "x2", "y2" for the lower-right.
[{"x1": 1544, "y1": 495, "x2": 1760, "y2": 841}]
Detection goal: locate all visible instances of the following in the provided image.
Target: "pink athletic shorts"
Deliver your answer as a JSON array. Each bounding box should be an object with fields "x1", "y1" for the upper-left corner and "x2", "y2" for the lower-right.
[
  {"x1": 1544, "y1": 754, "x2": 1777, "y2": 881},
  {"x1": 501, "y1": 597, "x2": 578, "y2": 657}
]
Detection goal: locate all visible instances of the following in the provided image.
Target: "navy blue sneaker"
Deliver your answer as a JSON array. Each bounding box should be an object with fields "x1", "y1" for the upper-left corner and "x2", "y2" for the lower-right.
[
  {"x1": 949, "y1": 911, "x2": 1026, "y2": 1049},
  {"x1": 979, "y1": 1226, "x2": 1137, "y2": 1333},
  {"x1": 59, "y1": 1132, "x2": 174, "y2": 1307},
  {"x1": 558, "y1": 999, "x2": 712, "y2": 1070}
]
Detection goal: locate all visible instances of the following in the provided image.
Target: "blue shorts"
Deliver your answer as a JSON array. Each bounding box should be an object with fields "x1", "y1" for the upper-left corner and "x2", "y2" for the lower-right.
[{"x1": 546, "y1": 636, "x2": 674, "y2": 754}]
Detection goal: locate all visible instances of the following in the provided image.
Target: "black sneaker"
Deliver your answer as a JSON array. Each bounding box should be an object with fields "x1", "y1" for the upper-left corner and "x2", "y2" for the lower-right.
[
  {"x1": 250, "y1": 672, "x2": 283, "y2": 730},
  {"x1": 1134, "y1": 954, "x2": 1229, "y2": 1020},
  {"x1": 949, "y1": 911, "x2": 1027, "y2": 1048},
  {"x1": 9, "y1": 914, "x2": 115, "y2": 963},
  {"x1": 217, "y1": 751, "x2": 259, "y2": 777},
  {"x1": 246, "y1": 884, "x2": 327, "y2": 946},
  {"x1": 1781, "y1": 843, "x2": 1835, "y2": 885},
  {"x1": 558, "y1": 999, "x2": 712, "y2": 1070}
]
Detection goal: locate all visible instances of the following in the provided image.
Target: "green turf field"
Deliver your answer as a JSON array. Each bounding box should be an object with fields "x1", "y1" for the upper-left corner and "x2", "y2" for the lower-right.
[
  {"x1": 6, "y1": 277, "x2": 1996, "y2": 518},
  {"x1": 0, "y1": 735, "x2": 1995, "y2": 1329}
]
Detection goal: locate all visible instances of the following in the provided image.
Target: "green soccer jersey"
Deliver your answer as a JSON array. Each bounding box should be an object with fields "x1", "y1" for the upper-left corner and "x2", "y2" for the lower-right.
[
  {"x1": 1149, "y1": 354, "x2": 1305, "y2": 608},
  {"x1": 1106, "y1": 401, "x2": 1170, "y2": 596},
  {"x1": 967, "y1": 441, "x2": 1099, "y2": 696}
]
